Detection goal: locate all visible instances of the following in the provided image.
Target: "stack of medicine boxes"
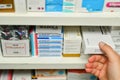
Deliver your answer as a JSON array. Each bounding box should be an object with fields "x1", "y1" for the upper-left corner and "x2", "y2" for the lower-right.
[
  {"x1": 32, "y1": 26, "x2": 63, "y2": 57},
  {"x1": 63, "y1": 26, "x2": 82, "y2": 57},
  {"x1": 81, "y1": 26, "x2": 115, "y2": 54},
  {"x1": 45, "y1": 0, "x2": 63, "y2": 12}
]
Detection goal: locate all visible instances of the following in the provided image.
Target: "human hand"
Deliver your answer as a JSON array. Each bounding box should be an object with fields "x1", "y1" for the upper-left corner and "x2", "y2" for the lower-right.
[{"x1": 85, "y1": 42, "x2": 120, "y2": 80}]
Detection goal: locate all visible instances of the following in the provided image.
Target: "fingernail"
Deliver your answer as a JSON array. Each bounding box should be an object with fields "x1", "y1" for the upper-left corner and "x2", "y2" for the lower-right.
[{"x1": 99, "y1": 41, "x2": 106, "y2": 47}]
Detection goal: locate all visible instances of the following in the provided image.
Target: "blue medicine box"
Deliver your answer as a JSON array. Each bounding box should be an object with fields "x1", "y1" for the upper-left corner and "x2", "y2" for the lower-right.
[
  {"x1": 82, "y1": 0, "x2": 104, "y2": 12},
  {"x1": 45, "y1": 5, "x2": 63, "y2": 12}
]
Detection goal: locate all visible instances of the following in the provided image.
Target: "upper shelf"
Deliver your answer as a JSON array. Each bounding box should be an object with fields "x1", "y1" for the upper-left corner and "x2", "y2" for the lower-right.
[
  {"x1": 0, "y1": 12, "x2": 120, "y2": 26},
  {"x1": 0, "y1": 54, "x2": 90, "y2": 69}
]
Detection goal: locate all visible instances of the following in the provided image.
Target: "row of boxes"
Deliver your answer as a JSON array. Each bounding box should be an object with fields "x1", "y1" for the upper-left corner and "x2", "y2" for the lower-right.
[
  {"x1": 0, "y1": 69, "x2": 98, "y2": 80},
  {"x1": 0, "y1": 0, "x2": 120, "y2": 13},
  {"x1": 0, "y1": 26, "x2": 120, "y2": 57}
]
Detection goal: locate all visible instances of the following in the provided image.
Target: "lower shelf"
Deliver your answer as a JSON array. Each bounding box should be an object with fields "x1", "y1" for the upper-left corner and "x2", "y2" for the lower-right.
[{"x1": 0, "y1": 55, "x2": 90, "y2": 69}]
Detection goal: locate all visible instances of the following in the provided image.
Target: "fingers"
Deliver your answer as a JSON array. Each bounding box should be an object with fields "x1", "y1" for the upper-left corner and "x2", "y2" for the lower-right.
[
  {"x1": 99, "y1": 42, "x2": 119, "y2": 61},
  {"x1": 88, "y1": 55, "x2": 107, "y2": 63},
  {"x1": 86, "y1": 62, "x2": 104, "y2": 70},
  {"x1": 86, "y1": 62, "x2": 105, "y2": 77}
]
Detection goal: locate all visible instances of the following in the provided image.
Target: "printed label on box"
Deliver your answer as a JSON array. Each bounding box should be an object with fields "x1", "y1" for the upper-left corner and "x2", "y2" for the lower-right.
[
  {"x1": 1, "y1": 40, "x2": 30, "y2": 56},
  {"x1": 0, "y1": 4, "x2": 12, "y2": 9},
  {"x1": 5, "y1": 43, "x2": 26, "y2": 55}
]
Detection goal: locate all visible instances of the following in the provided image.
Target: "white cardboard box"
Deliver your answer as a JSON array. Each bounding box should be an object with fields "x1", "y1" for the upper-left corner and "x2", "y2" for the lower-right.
[
  {"x1": 12, "y1": 70, "x2": 31, "y2": 80},
  {"x1": 1, "y1": 39, "x2": 30, "y2": 56},
  {"x1": 14, "y1": 0, "x2": 27, "y2": 13},
  {"x1": 27, "y1": 0, "x2": 45, "y2": 12},
  {"x1": 83, "y1": 35, "x2": 115, "y2": 54}
]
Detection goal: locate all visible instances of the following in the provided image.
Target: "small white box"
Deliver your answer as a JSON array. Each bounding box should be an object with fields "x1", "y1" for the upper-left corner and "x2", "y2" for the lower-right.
[
  {"x1": 27, "y1": 0, "x2": 45, "y2": 12},
  {"x1": 83, "y1": 35, "x2": 115, "y2": 54},
  {"x1": 103, "y1": 0, "x2": 120, "y2": 12},
  {"x1": 14, "y1": 0, "x2": 27, "y2": 13},
  {"x1": 1, "y1": 39, "x2": 30, "y2": 56},
  {"x1": 12, "y1": 70, "x2": 31, "y2": 80}
]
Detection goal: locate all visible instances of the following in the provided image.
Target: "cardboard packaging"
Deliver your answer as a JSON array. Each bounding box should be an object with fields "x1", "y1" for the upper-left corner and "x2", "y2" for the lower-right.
[
  {"x1": 63, "y1": 26, "x2": 82, "y2": 57},
  {"x1": 0, "y1": 0, "x2": 15, "y2": 12},
  {"x1": 76, "y1": 0, "x2": 104, "y2": 12},
  {"x1": 45, "y1": 0, "x2": 63, "y2": 12},
  {"x1": 14, "y1": 0, "x2": 27, "y2": 13},
  {"x1": 1, "y1": 39, "x2": 30, "y2": 56},
  {"x1": 83, "y1": 35, "x2": 115, "y2": 54},
  {"x1": 32, "y1": 69, "x2": 66, "y2": 80},
  {"x1": 81, "y1": 26, "x2": 115, "y2": 54},
  {"x1": 12, "y1": 70, "x2": 31, "y2": 80},
  {"x1": 67, "y1": 69, "x2": 97, "y2": 80},
  {"x1": 27, "y1": 0, "x2": 45, "y2": 12}
]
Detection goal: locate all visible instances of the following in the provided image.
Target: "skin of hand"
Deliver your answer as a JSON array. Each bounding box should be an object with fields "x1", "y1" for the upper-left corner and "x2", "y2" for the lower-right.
[{"x1": 85, "y1": 42, "x2": 120, "y2": 80}]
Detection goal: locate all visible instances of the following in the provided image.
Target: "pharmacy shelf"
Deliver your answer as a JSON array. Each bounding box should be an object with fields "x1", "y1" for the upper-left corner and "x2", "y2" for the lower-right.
[
  {"x1": 0, "y1": 12, "x2": 120, "y2": 26},
  {"x1": 0, "y1": 55, "x2": 90, "y2": 69}
]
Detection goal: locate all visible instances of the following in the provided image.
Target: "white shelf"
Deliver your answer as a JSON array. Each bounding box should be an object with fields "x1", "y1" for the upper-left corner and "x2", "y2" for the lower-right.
[
  {"x1": 0, "y1": 55, "x2": 90, "y2": 69},
  {"x1": 0, "y1": 12, "x2": 120, "y2": 26}
]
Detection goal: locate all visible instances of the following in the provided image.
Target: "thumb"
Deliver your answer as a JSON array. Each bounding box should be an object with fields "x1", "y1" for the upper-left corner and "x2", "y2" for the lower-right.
[{"x1": 99, "y1": 42, "x2": 119, "y2": 61}]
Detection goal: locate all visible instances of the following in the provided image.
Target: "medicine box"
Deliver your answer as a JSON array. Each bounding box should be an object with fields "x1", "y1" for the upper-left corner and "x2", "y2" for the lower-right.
[
  {"x1": 12, "y1": 70, "x2": 31, "y2": 80},
  {"x1": 76, "y1": 0, "x2": 104, "y2": 12},
  {"x1": 14, "y1": 0, "x2": 27, "y2": 13},
  {"x1": 103, "y1": 0, "x2": 120, "y2": 12},
  {"x1": 45, "y1": 0, "x2": 63, "y2": 12},
  {"x1": 1, "y1": 39, "x2": 30, "y2": 56},
  {"x1": 83, "y1": 35, "x2": 115, "y2": 54},
  {"x1": 63, "y1": 26, "x2": 82, "y2": 57},
  {"x1": 27, "y1": 0, "x2": 45, "y2": 12},
  {"x1": 67, "y1": 69, "x2": 97, "y2": 80},
  {"x1": 0, "y1": 0, "x2": 15, "y2": 12},
  {"x1": 34, "y1": 69, "x2": 66, "y2": 80}
]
